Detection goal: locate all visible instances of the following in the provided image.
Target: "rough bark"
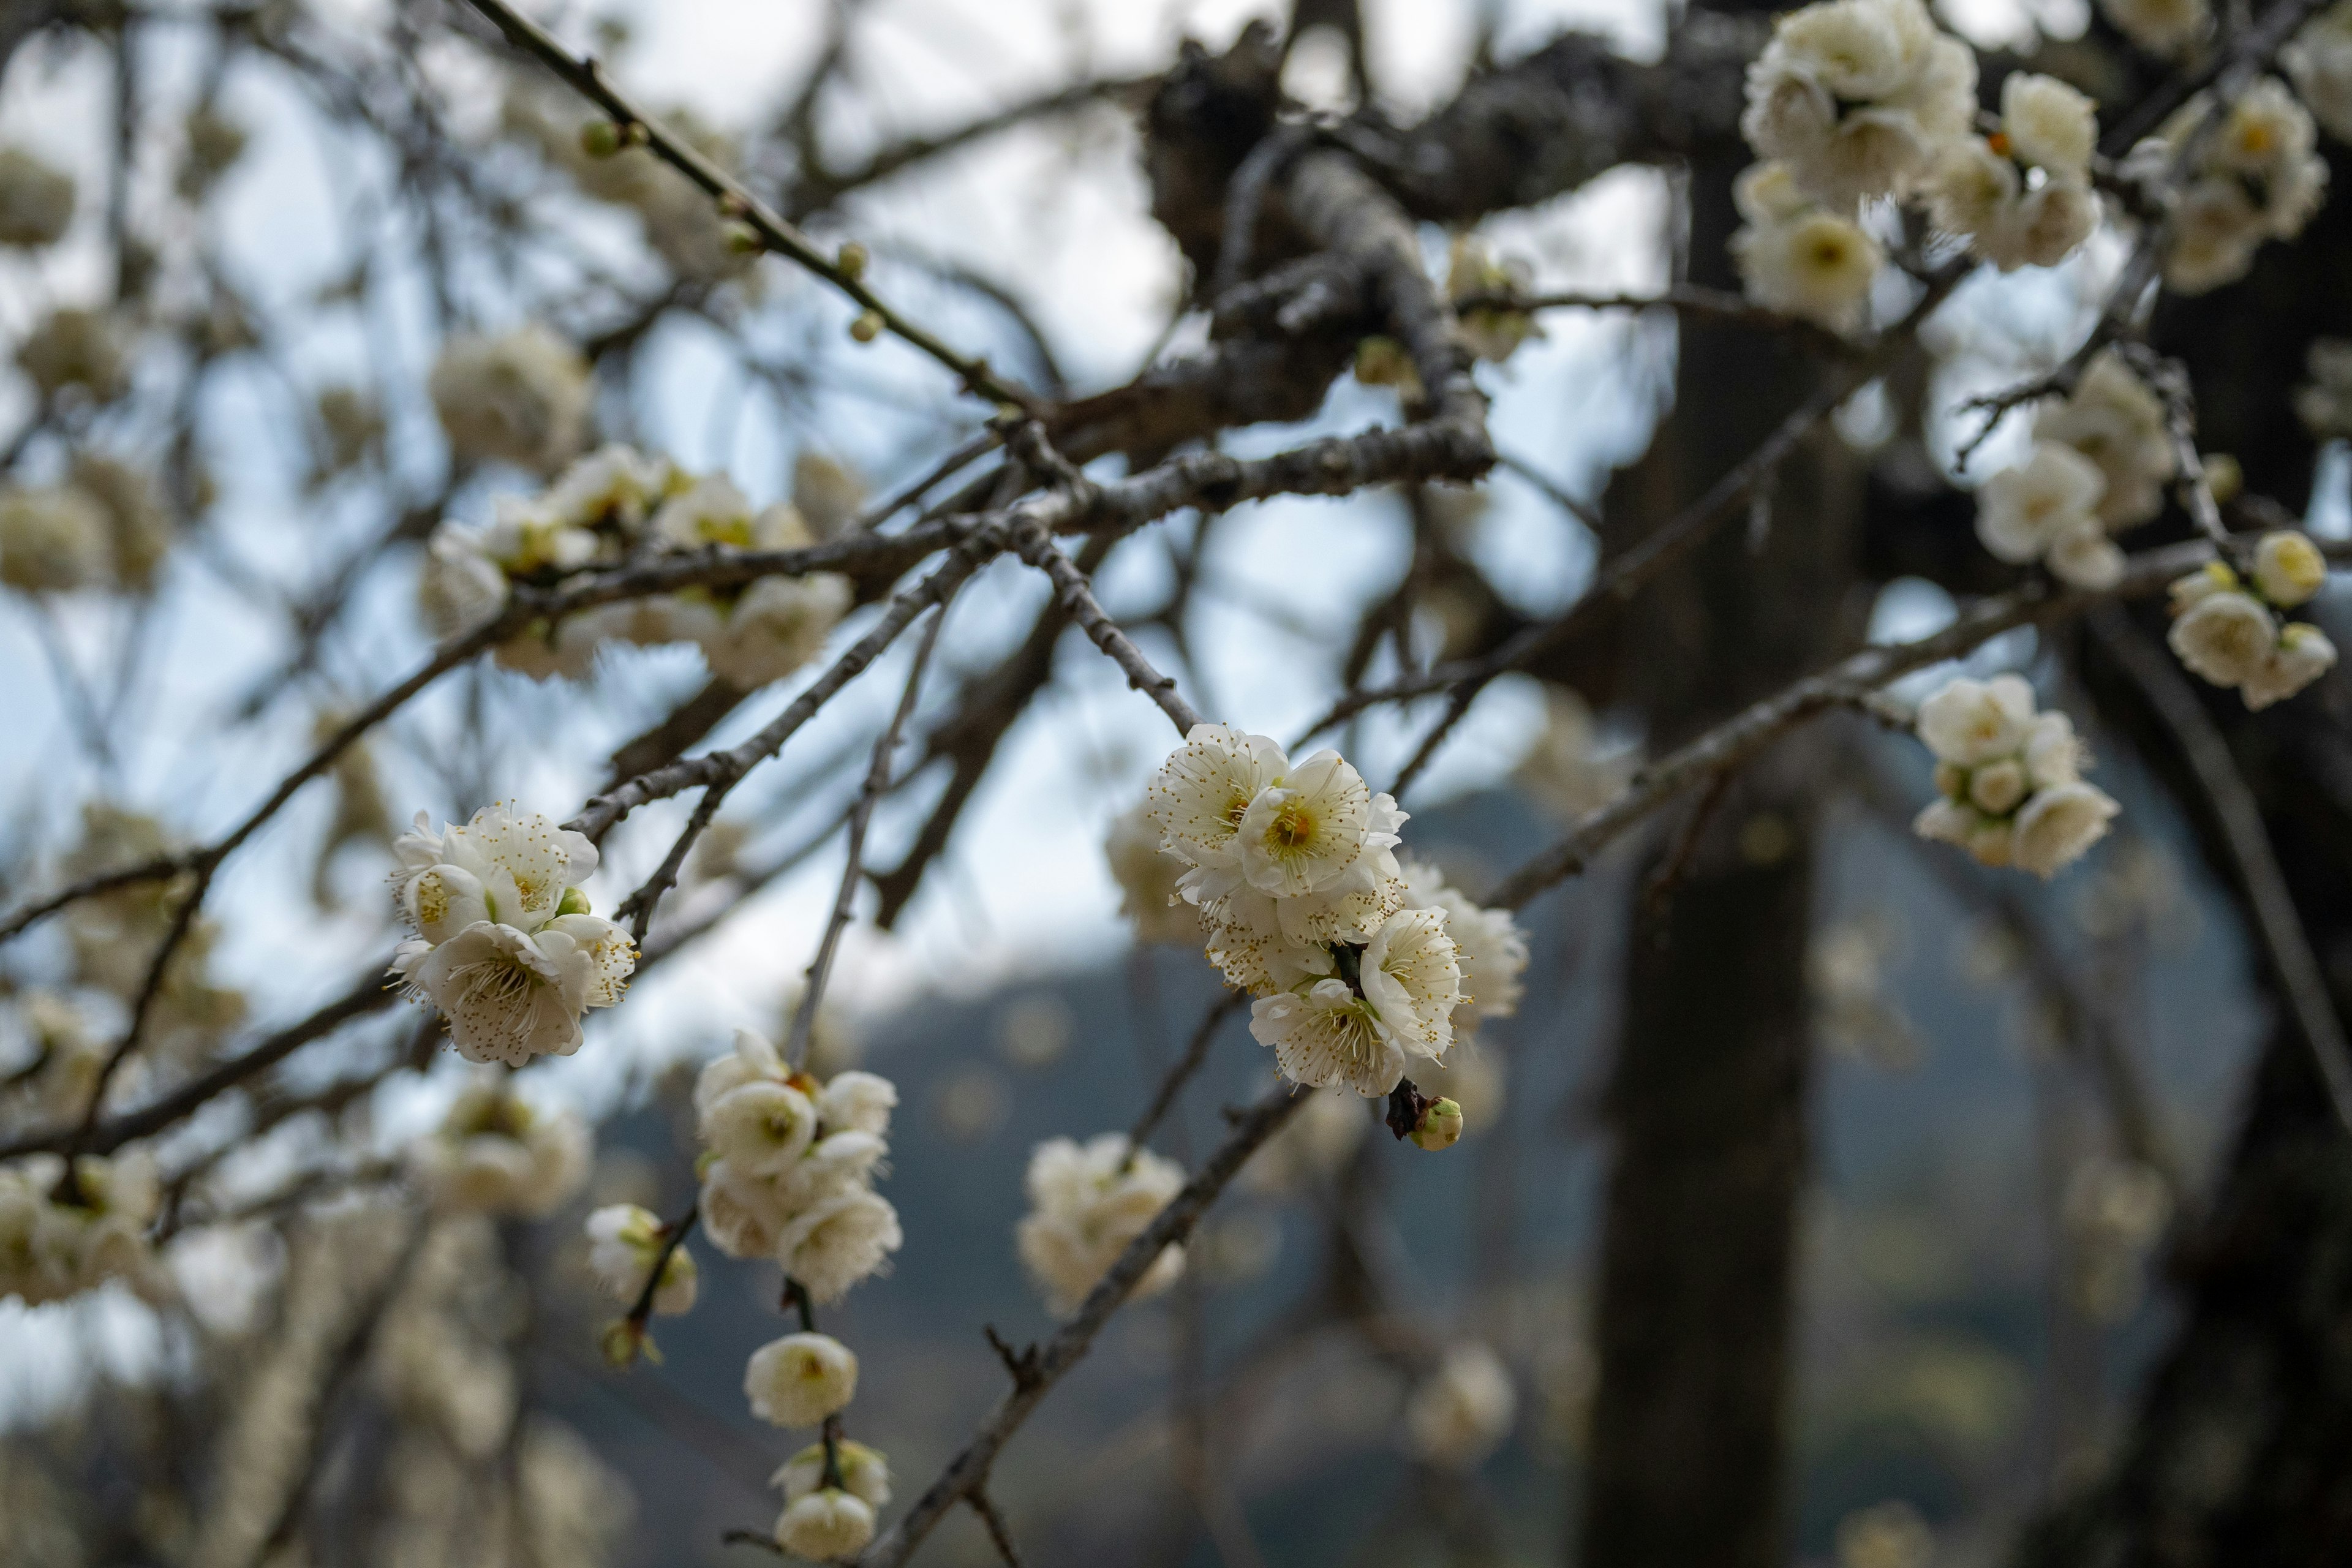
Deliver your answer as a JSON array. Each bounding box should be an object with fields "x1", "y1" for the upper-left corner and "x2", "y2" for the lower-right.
[{"x1": 1576, "y1": 24, "x2": 1865, "y2": 1563}]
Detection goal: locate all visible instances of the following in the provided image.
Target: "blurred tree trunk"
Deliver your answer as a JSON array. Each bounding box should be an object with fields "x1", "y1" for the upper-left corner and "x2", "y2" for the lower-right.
[
  {"x1": 2016, "y1": 140, "x2": 2352, "y2": 1567},
  {"x1": 1575, "y1": 13, "x2": 1868, "y2": 1562}
]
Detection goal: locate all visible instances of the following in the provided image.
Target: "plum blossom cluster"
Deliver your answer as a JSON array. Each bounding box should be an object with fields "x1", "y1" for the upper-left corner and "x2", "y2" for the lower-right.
[
  {"x1": 1912, "y1": 676, "x2": 2120, "y2": 877},
  {"x1": 1975, "y1": 353, "x2": 2177, "y2": 589},
  {"x1": 743, "y1": 1329, "x2": 892, "y2": 1559},
  {"x1": 409, "y1": 1075, "x2": 592, "y2": 1216},
  {"x1": 428, "y1": 325, "x2": 593, "y2": 475},
  {"x1": 0, "y1": 455, "x2": 173, "y2": 597},
  {"x1": 2100, "y1": 0, "x2": 2209, "y2": 55},
  {"x1": 1017, "y1": 1133, "x2": 1188, "y2": 1316},
  {"x1": 421, "y1": 442, "x2": 853, "y2": 685},
  {"x1": 1140, "y1": 724, "x2": 1527, "y2": 1102},
  {"x1": 584, "y1": 1203, "x2": 699, "y2": 1317},
  {"x1": 1736, "y1": 0, "x2": 2111, "y2": 325},
  {"x1": 0, "y1": 1152, "x2": 160, "y2": 1306},
  {"x1": 2167, "y1": 532, "x2": 2339, "y2": 709},
  {"x1": 2125, "y1": 79, "x2": 2327, "y2": 295},
  {"x1": 390, "y1": 805, "x2": 635, "y2": 1066},
  {"x1": 1926, "y1": 74, "x2": 2101, "y2": 272},
  {"x1": 1741, "y1": 0, "x2": 1978, "y2": 211},
  {"x1": 694, "y1": 1028, "x2": 903, "y2": 1304}
]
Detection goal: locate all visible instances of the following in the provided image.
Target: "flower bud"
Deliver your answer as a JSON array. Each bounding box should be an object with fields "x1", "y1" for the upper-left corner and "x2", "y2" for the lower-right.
[
  {"x1": 848, "y1": 310, "x2": 883, "y2": 343},
  {"x1": 746, "y1": 1331, "x2": 859, "y2": 1427},
  {"x1": 723, "y1": 221, "x2": 764, "y2": 255},
  {"x1": 600, "y1": 1317, "x2": 662, "y2": 1366},
  {"x1": 1409, "y1": 1097, "x2": 1464, "y2": 1152},
  {"x1": 555, "y1": 884, "x2": 591, "y2": 918},
  {"x1": 2253, "y1": 530, "x2": 2327, "y2": 609},
  {"x1": 623, "y1": 121, "x2": 650, "y2": 148},
  {"x1": 578, "y1": 119, "x2": 625, "y2": 159},
  {"x1": 836, "y1": 241, "x2": 867, "y2": 281},
  {"x1": 1931, "y1": 760, "x2": 1966, "y2": 800},
  {"x1": 1967, "y1": 758, "x2": 2027, "y2": 815},
  {"x1": 774, "y1": 1488, "x2": 875, "y2": 1561}
]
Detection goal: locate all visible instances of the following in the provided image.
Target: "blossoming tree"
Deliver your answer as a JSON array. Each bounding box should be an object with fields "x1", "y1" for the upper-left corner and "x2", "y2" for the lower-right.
[{"x1": 6, "y1": 0, "x2": 2352, "y2": 1562}]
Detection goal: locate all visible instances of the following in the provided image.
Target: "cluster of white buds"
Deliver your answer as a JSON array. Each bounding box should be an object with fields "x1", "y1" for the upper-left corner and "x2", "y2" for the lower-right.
[
  {"x1": 0, "y1": 1152, "x2": 160, "y2": 1306},
  {"x1": 2036, "y1": 352, "x2": 2177, "y2": 530},
  {"x1": 0, "y1": 144, "x2": 75, "y2": 249},
  {"x1": 388, "y1": 805, "x2": 635, "y2": 1066},
  {"x1": 1444, "y1": 237, "x2": 1543, "y2": 364},
  {"x1": 0, "y1": 456, "x2": 173, "y2": 598},
  {"x1": 427, "y1": 325, "x2": 594, "y2": 475},
  {"x1": 421, "y1": 443, "x2": 853, "y2": 687},
  {"x1": 695, "y1": 1029, "x2": 903, "y2": 1304},
  {"x1": 409, "y1": 1074, "x2": 592, "y2": 1215},
  {"x1": 773, "y1": 1439, "x2": 892, "y2": 1561},
  {"x1": 1406, "y1": 1343, "x2": 1518, "y2": 1469},
  {"x1": 1017, "y1": 1133, "x2": 1187, "y2": 1316},
  {"x1": 2288, "y1": 2, "x2": 2352, "y2": 143},
  {"x1": 1141, "y1": 725, "x2": 1525, "y2": 1102},
  {"x1": 584, "y1": 1203, "x2": 698, "y2": 1316},
  {"x1": 2168, "y1": 532, "x2": 2338, "y2": 709},
  {"x1": 1912, "y1": 676, "x2": 2120, "y2": 876},
  {"x1": 2125, "y1": 79, "x2": 2328, "y2": 295},
  {"x1": 1926, "y1": 74, "x2": 2101, "y2": 272},
  {"x1": 1729, "y1": 162, "x2": 1885, "y2": 337}
]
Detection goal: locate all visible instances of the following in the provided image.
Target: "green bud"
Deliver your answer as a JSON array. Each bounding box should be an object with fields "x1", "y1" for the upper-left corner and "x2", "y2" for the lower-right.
[
  {"x1": 836, "y1": 241, "x2": 868, "y2": 281},
  {"x1": 579, "y1": 120, "x2": 625, "y2": 159},
  {"x1": 1409, "y1": 1097, "x2": 1463, "y2": 1152},
  {"x1": 600, "y1": 1318, "x2": 661, "y2": 1367},
  {"x1": 723, "y1": 221, "x2": 764, "y2": 255},
  {"x1": 555, "y1": 884, "x2": 591, "y2": 918},
  {"x1": 848, "y1": 310, "x2": 884, "y2": 344}
]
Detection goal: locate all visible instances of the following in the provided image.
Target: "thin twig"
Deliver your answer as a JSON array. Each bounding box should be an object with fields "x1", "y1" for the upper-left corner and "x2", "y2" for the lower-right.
[
  {"x1": 783, "y1": 597, "x2": 956, "y2": 1068},
  {"x1": 2089, "y1": 605, "x2": 2352, "y2": 1134}
]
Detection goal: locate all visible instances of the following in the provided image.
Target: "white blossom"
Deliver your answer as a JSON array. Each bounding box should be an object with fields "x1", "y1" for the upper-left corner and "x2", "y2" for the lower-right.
[
  {"x1": 704, "y1": 1080, "x2": 820, "y2": 1176},
  {"x1": 1357, "y1": 907, "x2": 1465, "y2": 1058},
  {"x1": 2036, "y1": 352, "x2": 2177, "y2": 529},
  {"x1": 389, "y1": 804, "x2": 631, "y2": 1065},
  {"x1": 2253, "y1": 530, "x2": 2328, "y2": 608},
  {"x1": 2168, "y1": 587, "x2": 2278, "y2": 685},
  {"x1": 774, "y1": 1488, "x2": 875, "y2": 1562},
  {"x1": 2002, "y1": 74, "x2": 2098, "y2": 177},
  {"x1": 777, "y1": 1188, "x2": 903, "y2": 1305},
  {"x1": 1975, "y1": 443, "x2": 2108, "y2": 570},
  {"x1": 1399, "y1": 860, "x2": 1529, "y2": 1042},
  {"x1": 2140, "y1": 80, "x2": 2328, "y2": 295},
  {"x1": 1915, "y1": 674, "x2": 2037, "y2": 766},
  {"x1": 2011, "y1": 782, "x2": 2122, "y2": 878},
  {"x1": 774, "y1": 1439, "x2": 892, "y2": 1508},
  {"x1": 1016, "y1": 1133, "x2": 1186, "y2": 1316},
  {"x1": 0, "y1": 1152, "x2": 162, "y2": 1306},
  {"x1": 1105, "y1": 799, "x2": 1202, "y2": 945},
  {"x1": 2242, "y1": 621, "x2": 2339, "y2": 709},
  {"x1": 584, "y1": 1204, "x2": 697, "y2": 1314},
  {"x1": 1407, "y1": 1344, "x2": 1518, "y2": 1468},
  {"x1": 701, "y1": 572, "x2": 853, "y2": 688},
  {"x1": 816, "y1": 1072, "x2": 897, "y2": 1138},
  {"x1": 428, "y1": 325, "x2": 592, "y2": 474},
  {"x1": 745, "y1": 1332, "x2": 859, "y2": 1427},
  {"x1": 1740, "y1": 0, "x2": 1977, "y2": 208},
  {"x1": 1732, "y1": 206, "x2": 1883, "y2": 335},
  {"x1": 410, "y1": 1077, "x2": 590, "y2": 1216},
  {"x1": 1251, "y1": 979, "x2": 1408, "y2": 1098}
]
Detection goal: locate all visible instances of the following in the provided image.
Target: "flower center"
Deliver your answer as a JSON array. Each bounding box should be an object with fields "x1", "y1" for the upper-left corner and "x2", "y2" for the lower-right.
[{"x1": 1266, "y1": 801, "x2": 1317, "y2": 851}]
